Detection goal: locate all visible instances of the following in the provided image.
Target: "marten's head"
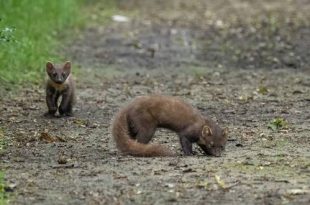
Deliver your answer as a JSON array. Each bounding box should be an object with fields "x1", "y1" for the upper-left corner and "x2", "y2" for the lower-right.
[
  {"x1": 197, "y1": 119, "x2": 228, "y2": 157},
  {"x1": 46, "y1": 61, "x2": 71, "y2": 84}
]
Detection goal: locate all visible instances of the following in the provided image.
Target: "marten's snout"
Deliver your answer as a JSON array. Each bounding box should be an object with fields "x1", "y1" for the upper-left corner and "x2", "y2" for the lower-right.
[
  {"x1": 198, "y1": 143, "x2": 224, "y2": 157},
  {"x1": 54, "y1": 75, "x2": 65, "y2": 84},
  {"x1": 55, "y1": 79, "x2": 63, "y2": 84},
  {"x1": 210, "y1": 148, "x2": 223, "y2": 157}
]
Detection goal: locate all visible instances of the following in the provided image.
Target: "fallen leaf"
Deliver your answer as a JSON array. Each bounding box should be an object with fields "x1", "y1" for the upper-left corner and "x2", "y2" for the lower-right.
[
  {"x1": 196, "y1": 180, "x2": 208, "y2": 189},
  {"x1": 215, "y1": 175, "x2": 226, "y2": 189},
  {"x1": 39, "y1": 132, "x2": 66, "y2": 143},
  {"x1": 73, "y1": 119, "x2": 87, "y2": 127},
  {"x1": 51, "y1": 164, "x2": 75, "y2": 169},
  {"x1": 257, "y1": 86, "x2": 268, "y2": 95},
  {"x1": 286, "y1": 189, "x2": 310, "y2": 195},
  {"x1": 39, "y1": 132, "x2": 55, "y2": 143}
]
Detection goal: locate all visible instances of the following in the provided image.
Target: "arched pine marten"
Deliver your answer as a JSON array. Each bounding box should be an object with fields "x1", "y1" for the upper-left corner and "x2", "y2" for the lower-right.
[{"x1": 112, "y1": 95, "x2": 228, "y2": 157}]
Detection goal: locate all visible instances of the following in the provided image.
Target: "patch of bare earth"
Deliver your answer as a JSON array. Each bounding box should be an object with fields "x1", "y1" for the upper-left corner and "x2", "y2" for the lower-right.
[{"x1": 1, "y1": 0, "x2": 310, "y2": 204}]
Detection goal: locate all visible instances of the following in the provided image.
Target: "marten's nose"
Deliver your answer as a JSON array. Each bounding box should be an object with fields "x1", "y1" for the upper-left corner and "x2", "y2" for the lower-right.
[
  {"x1": 55, "y1": 76, "x2": 63, "y2": 83},
  {"x1": 214, "y1": 153, "x2": 221, "y2": 157},
  {"x1": 212, "y1": 148, "x2": 222, "y2": 157}
]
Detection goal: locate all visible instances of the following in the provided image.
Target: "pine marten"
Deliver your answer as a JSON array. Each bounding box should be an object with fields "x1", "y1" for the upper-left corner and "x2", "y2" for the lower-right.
[
  {"x1": 112, "y1": 95, "x2": 228, "y2": 157},
  {"x1": 45, "y1": 61, "x2": 75, "y2": 117}
]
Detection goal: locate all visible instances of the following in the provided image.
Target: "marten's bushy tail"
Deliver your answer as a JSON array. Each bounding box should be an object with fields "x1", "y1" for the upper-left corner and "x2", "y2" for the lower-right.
[{"x1": 112, "y1": 108, "x2": 175, "y2": 157}]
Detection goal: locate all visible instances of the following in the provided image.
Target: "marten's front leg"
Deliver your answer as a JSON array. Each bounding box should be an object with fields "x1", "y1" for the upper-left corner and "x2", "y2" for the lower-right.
[
  {"x1": 180, "y1": 136, "x2": 193, "y2": 156},
  {"x1": 59, "y1": 91, "x2": 73, "y2": 116},
  {"x1": 46, "y1": 87, "x2": 58, "y2": 116}
]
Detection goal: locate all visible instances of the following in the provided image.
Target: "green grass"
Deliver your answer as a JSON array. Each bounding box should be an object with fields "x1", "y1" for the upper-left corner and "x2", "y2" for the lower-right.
[
  {"x1": 0, "y1": 172, "x2": 6, "y2": 205},
  {"x1": 0, "y1": 0, "x2": 83, "y2": 85},
  {"x1": 0, "y1": 127, "x2": 5, "y2": 152},
  {"x1": 0, "y1": 128, "x2": 7, "y2": 205}
]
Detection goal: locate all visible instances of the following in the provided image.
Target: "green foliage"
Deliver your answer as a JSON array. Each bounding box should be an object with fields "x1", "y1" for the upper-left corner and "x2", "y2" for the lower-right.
[
  {"x1": 0, "y1": 129, "x2": 6, "y2": 204},
  {"x1": 0, "y1": 172, "x2": 6, "y2": 205},
  {"x1": 257, "y1": 86, "x2": 268, "y2": 95},
  {"x1": 0, "y1": 0, "x2": 83, "y2": 84},
  {"x1": 0, "y1": 128, "x2": 5, "y2": 153},
  {"x1": 268, "y1": 117, "x2": 288, "y2": 131}
]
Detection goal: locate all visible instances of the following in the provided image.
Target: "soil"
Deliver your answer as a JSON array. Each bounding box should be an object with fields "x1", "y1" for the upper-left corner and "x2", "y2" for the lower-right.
[{"x1": 1, "y1": 0, "x2": 310, "y2": 204}]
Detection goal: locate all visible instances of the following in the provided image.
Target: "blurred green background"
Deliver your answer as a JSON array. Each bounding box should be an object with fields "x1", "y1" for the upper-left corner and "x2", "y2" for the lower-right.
[{"x1": 0, "y1": 0, "x2": 84, "y2": 85}]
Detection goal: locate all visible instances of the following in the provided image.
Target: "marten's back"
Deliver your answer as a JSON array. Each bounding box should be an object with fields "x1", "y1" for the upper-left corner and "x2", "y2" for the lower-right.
[{"x1": 126, "y1": 95, "x2": 203, "y2": 130}]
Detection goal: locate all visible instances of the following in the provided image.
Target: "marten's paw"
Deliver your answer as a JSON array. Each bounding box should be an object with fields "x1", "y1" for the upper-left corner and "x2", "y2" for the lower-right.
[
  {"x1": 59, "y1": 106, "x2": 73, "y2": 117},
  {"x1": 59, "y1": 112, "x2": 73, "y2": 118},
  {"x1": 44, "y1": 112, "x2": 56, "y2": 118}
]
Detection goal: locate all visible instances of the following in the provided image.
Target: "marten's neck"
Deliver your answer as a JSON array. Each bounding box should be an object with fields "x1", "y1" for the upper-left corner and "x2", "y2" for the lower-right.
[{"x1": 48, "y1": 74, "x2": 71, "y2": 91}]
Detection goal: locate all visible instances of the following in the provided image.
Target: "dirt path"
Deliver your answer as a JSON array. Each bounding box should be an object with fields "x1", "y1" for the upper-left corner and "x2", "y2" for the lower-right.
[{"x1": 1, "y1": 0, "x2": 310, "y2": 204}]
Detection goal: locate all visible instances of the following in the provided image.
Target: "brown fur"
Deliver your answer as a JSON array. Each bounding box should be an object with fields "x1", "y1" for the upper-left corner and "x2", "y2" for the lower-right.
[
  {"x1": 112, "y1": 95, "x2": 228, "y2": 157},
  {"x1": 45, "y1": 61, "x2": 75, "y2": 117}
]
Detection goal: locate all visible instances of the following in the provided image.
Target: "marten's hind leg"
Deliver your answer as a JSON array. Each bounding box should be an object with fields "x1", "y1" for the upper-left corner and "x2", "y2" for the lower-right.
[
  {"x1": 130, "y1": 116, "x2": 156, "y2": 144},
  {"x1": 136, "y1": 126, "x2": 156, "y2": 144}
]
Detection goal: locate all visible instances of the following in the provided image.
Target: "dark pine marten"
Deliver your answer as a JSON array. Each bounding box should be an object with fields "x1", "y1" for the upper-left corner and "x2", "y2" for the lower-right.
[{"x1": 45, "y1": 61, "x2": 75, "y2": 117}]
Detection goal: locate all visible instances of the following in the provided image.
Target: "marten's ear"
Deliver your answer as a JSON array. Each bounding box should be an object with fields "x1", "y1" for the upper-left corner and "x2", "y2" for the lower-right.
[
  {"x1": 63, "y1": 61, "x2": 71, "y2": 73},
  {"x1": 202, "y1": 125, "x2": 212, "y2": 136},
  {"x1": 46, "y1": 61, "x2": 54, "y2": 73}
]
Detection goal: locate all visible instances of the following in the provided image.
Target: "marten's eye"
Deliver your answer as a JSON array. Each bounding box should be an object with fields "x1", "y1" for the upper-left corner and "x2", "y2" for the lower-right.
[
  {"x1": 52, "y1": 73, "x2": 57, "y2": 77},
  {"x1": 62, "y1": 72, "x2": 66, "y2": 78}
]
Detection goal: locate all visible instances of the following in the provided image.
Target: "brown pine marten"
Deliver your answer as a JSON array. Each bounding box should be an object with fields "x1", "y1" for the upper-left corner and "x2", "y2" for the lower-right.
[
  {"x1": 45, "y1": 61, "x2": 75, "y2": 117},
  {"x1": 112, "y1": 95, "x2": 228, "y2": 157}
]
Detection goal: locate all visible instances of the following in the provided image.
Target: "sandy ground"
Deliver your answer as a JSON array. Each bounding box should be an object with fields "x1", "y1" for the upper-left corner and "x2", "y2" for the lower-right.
[{"x1": 1, "y1": 0, "x2": 310, "y2": 204}]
